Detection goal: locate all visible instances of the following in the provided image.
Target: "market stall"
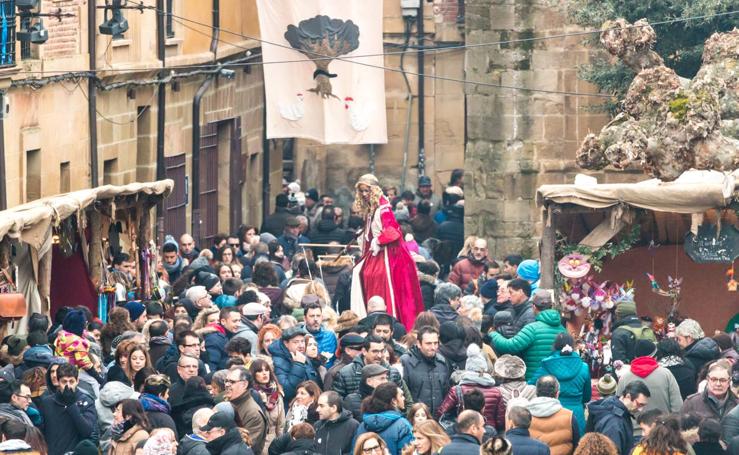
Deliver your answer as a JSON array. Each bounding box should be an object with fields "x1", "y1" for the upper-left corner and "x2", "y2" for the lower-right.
[
  {"x1": 535, "y1": 171, "x2": 739, "y2": 372},
  {"x1": 0, "y1": 180, "x2": 173, "y2": 335}
]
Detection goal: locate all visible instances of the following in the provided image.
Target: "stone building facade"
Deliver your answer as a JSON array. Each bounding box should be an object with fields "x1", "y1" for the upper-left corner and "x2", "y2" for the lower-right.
[
  {"x1": 464, "y1": 0, "x2": 642, "y2": 258},
  {"x1": 0, "y1": 0, "x2": 281, "y2": 246},
  {"x1": 289, "y1": 0, "x2": 467, "y2": 208}
]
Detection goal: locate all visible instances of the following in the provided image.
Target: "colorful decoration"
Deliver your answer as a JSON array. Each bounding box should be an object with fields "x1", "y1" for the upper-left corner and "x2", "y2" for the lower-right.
[
  {"x1": 728, "y1": 264, "x2": 738, "y2": 292},
  {"x1": 558, "y1": 253, "x2": 592, "y2": 279}
]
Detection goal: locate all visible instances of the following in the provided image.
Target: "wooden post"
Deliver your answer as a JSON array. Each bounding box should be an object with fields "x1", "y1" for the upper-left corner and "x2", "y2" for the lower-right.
[
  {"x1": 540, "y1": 206, "x2": 557, "y2": 290},
  {"x1": 89, "y1": 209, "x2": 103, "y2": 288},
  {"x1": 38, "y1": 251, "x2": 52, "y2": 313}
]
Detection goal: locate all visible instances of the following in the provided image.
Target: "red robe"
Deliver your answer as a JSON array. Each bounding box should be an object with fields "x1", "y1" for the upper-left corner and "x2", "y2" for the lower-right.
[{"x1": 350, "y1": 196, "x2": 424, "y2": 331}]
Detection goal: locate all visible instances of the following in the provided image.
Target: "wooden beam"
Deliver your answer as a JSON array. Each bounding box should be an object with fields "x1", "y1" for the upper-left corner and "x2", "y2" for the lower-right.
[{"x1": 578, "y1": 216, "x2": 627, "y2": 250}]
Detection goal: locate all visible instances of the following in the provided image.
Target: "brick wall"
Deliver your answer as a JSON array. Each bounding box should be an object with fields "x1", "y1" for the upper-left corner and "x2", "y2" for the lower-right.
[{"x1": 41, "y1": 0, "x2": 82, "y2": 59}]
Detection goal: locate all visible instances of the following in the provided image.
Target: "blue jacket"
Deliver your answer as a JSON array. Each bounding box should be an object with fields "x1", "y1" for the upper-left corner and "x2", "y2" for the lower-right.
[
  {"x1": 505, "y1": 428, "x2": 550, "y2": 455},
  {"x1": 586, "y1": 396, "x2": 634, "y2": 455},
  {"x1": 438, "y1": 433, "x2": 481, "y2": 455},
  {"x1": 304, "y1": 324, "x2": 338, "y2": 368},
  {"x1": 354, "y1": 411, "x2": 413, "y2": 455},
  {"x1": 268, "y1": 339, "x2": 318, "y2": 404},
  {"x1": 202, "y1": 324, "x2": 231, "y2": 372},
  {"x1": 529, "y1": 351, "x2": 591, "y2": 434},
  {"x1": 38, "y1": 388, "x2": 99, "y2": 455},
  {"x1": 277, "y1": 234, "x2": 310, "y2": 260}
]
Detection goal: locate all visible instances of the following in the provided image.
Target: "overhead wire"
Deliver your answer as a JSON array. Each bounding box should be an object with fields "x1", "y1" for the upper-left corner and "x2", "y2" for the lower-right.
[{"x1": 7, "y1": 6, "x2": 739, "y2": 98}]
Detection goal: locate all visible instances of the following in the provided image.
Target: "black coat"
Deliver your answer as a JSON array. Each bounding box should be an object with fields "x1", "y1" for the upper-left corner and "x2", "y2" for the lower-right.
[
  {"x1": 281, "y1": 438, "x2": 321, "y2": 455},
  {"x1": 660, "y1": 358, "x2": 697, "y2": 399},
  {"x1": 439, "y1": 433, "x2": 481, "y2": 455},
  {"x1": 430, "y1": 303, "x2": 459, "y2": 325},
  {"x1": 510, "y1": 302, "x2": 536, "y2": 335},
  {"x1": 309, "y1": 220, "x2": 347, "y2": 256},
  {"x1": 355, "y1": 312, "x2": 407, "y2": 341},
  {"x1": 684, "y1": 337, "x2": 721, "y2": 375},
  {"x1": 206, "y1": 427, "x2": 254, "y2": 455},
  {"x1": 611, "y1": 316, "x2": 649, "y2": 363},
  {"x1": 261, "y1": 207, "x2": 292, "y2": 236},
  {"x1": 419, "y1": 274, "x2": 436, "y2": 310},
  {"x1": 331, "y1": 269, "x2": 353, "y2": 314},
  {"x1": 38, "y1": 389, "x2": 99, "y2": 455},
  {"x1": 400, "y1": 346, "x2": 450, "y2": 415},
  {"x1": 505, "y1": 428, "x2": 550, "y2": 455},
  {"x1": 106, "y1": 364, "x2": 132, "y2": 386},
  {"x1": 436, "y1": 207, "x2": 464, "y2": 255},
  {"x1": 332, "y1": 354, "x2": 403, "y2": 398},
  {"x1": 693, "y1": 441, "x2": 727, "y2": 455},
  {"x1": 314, "y1": 410, "x2": 359, "y2": 455},
  {"x1": 149, "y1": 338, "x2": 172, "y2": 367},
  {"x1": 171, "y1": 388, "x2": 216, "y2": 438},
  {"x1": 178, "y1": 434, "x2": 210, "y2": 455}
]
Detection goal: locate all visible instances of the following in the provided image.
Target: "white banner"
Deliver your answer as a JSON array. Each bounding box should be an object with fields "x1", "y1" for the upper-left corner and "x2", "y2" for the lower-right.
[{"x1": 256, "y1": 0, "x2": 388, "y2": 145}]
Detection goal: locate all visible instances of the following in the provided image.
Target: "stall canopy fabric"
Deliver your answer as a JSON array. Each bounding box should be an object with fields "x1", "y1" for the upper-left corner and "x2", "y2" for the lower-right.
[
  {"x1": 257, "y1": 0, "x2": 388, "y2": 144},
  {"x1": 536, "y1": 171, "x2": 738, "y2": 214},
  {"x1": 0, "y1": 180, "x2": 173, "y2": 250}
]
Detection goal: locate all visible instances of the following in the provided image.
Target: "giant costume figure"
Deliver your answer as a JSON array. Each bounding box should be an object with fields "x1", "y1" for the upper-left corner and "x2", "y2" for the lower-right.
[{"x1": 350, "y1": 174, "x2": 423, "y2": 330}]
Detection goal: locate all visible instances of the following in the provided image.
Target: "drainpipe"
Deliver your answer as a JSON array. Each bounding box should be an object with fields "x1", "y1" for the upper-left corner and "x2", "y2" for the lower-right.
[
  {"x1": 88, "y1": 0, "x2": 98, "y2": 187},
  {"x1": 0, "y1": 109, "x2": 5, "y2": 210},
  {"x1": 190, "y1": 0, "x2": 220, "y2": 243},
  {"x1": 155, "y1": 0, "x2": 166, "y2": 244},
  {"x1": 416, "y1": 4, "x2": 425, "y2": 177},
  {"x1": 261, "y1": 87, "x2": 270, "y2": 223}
]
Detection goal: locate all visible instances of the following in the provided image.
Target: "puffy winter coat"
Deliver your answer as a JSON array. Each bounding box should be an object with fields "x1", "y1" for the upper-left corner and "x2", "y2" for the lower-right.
[
  {"x1": 586, "y1": 396, "x2": 634, "y2": 455},
  {"x1": 616, "y1": 356, "x2": 683, "y2": 436},
  {"x1": 201, "y1": 324, "x2": 231, "y2": 372},
  {"x1": 418, "y1": 273, "x2": 437, "y2": 310},
  {"x1": 722, "y1": 403, "x2": 739, "y2": 445},
  {"x1": 436, "y1": 373, "x2": 506, "y2": 431},
  {"x1": 96, "y1": 381, "x2": 138, "y2": 452},
  {"x1": 232, "y1": 317, "x2": 260, "y2": 356},
  {"x1": 303, "y1": 324, "x2": 338, "y2": 368},
  {"x1": 353, "y1": 411, "x2": 414, "y2": 455},
  {"x1": 331, "y1": 354, "x2": 403, "y2": 398},
  {"x1": 429, "y1": 303, "x2": 459, "y2": 325},
  {"x1": 313, "y1": 410, "x2": 359, "y2": 455},
  {"x1": 170, "y1": 387, "x2": 215, "y2": 440},
  {"x1": 400, "y1": 346, "x2": 450, "y2": 415},
  {"x1": 684, "y1": 337, "x2": 721, "y2": 375},
  {"x1": 490, "y1": 309, "x2": 566, "y2": 380},
  {"x1": 449, "y1": 257, "x2": 486, "y2": 290},
  {"x1": 510, "y1": 302, "x2": 536, "y2": 335},
  {"x1": 268, "y1": 339, "x2": 318, "y2": 403},
  {"x1": 528, "y1": 397, "x2": 579, "y2": 455},
  {"x1": 529, "y1": 350, "x2": 591, "y2": 434}
]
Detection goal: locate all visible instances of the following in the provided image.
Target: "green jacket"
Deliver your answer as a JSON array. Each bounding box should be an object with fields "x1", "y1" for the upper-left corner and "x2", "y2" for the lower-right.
[{"x1": 490, "y1": 309, "x2": 566, "y2": 380}]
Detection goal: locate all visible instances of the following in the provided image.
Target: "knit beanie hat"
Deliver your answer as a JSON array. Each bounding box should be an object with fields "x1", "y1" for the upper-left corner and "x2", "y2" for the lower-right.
[
  {"x1": 5, "y1": 336, "x2": 27, "y2": 357},
  {"x1": 493, "y1": 354, "x2": 526, "y2": 380},
  {"x1": 615, "y1": 298, "x2": 637, "y2": 319},
  {"x1": 597, "y1": 373, "x2": 617, "y2": 396},
  {"x1": 465, "y1": 343, "x2": 488, "y2": 373},
  {"x1": 72, "y1": 439, "x2": 99, "y2": 455},
  {"x1": 163, "y1": 234, "x2": 179, "y2": 253},
  {"x1": 439, "y1": 321, "x2": 464, "y2": 344},
  {"x1": 62, "y1": 309, "x2": 87, "y2": 336},
  {"x1": 516, "y1": 259, "x2": 540, "y2": 282},
  {"x1": 480, "y1": 279, "x2": 498, "y2": 299},
  {"x1": 634, "y1": 339, "x2": 657, "y2": 358},
  {"x1": 124, "y1": 301, "x2": 146, "y2": 322},
  {"x1": 197, "y1": 272, "x2": 221, "y2": 292}
]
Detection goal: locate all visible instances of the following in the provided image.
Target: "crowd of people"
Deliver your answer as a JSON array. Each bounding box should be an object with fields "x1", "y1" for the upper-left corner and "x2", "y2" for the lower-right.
[{"x1": 0, "y1": 172, "x2": 737, "y2": 455}]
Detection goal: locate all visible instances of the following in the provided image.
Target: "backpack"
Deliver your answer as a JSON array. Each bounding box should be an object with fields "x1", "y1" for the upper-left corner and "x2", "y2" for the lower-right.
[{"x1": 623, "y1": 324, "x2": 657, "y2": 342}]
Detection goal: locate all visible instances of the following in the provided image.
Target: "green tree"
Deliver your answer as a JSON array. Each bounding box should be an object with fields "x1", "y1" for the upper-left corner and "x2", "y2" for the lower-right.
[{"x1": 568, "y1": 0, "x2": 738, "y2": 111}]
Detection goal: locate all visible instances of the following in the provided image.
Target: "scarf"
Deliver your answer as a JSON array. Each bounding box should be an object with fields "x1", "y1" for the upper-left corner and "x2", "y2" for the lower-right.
[
  {"x1": 253, "y1": 382, "x2": 281, "y2": 411},
  {"x1": 658, "y1": 355, "x2": 685, "y2": 368},
  {"x1": 162, "y1": 255, "x2": 184, "y2": 275},
  {"x1": 140, "y1": 393, "x2": 171, "y2": 414},
  {"x1": 149, "y1": 335, "x2": 171, "y2": 346}
]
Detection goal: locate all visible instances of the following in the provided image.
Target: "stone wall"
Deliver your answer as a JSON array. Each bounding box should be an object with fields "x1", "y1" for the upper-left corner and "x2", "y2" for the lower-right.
[{"x1": 464, "y1": 0, "x2": 614, "y2": 258}]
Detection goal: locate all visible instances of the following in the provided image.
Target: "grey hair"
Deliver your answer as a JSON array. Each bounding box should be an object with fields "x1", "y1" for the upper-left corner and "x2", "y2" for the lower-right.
[
  {"x1": 211, "y1": 369, "x2": 229, "y2": 390},
  {"x1": 192, "y1": 408, "x2": 214, "y2": 433},
  {"x1": 434, "y1": 282, "x2": 462, "y2": 307},
  {"x1": 459, "y1": 295, "x2": 483, "y2": 311},
  {"x1": 675, "y1": 319, "x2": 704, "y2": 340}
]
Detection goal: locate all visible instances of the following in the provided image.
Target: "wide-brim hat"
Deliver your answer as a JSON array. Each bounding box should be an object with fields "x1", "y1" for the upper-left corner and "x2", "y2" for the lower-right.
[
  {"x1": 493, "y1": 354, "x2": 526, "y2": 380},
  {"x1": 335, "y1": 311, "x2": 360, "y2": 333}
]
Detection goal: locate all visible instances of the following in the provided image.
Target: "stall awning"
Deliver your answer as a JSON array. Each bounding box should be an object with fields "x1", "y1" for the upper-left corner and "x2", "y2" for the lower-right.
[
  {"x1": 0, "y1": 180, "x2": 173, "y2": 249},
  {"x1": 536, "y1": 171, "x2": 738, "y2": 214}
]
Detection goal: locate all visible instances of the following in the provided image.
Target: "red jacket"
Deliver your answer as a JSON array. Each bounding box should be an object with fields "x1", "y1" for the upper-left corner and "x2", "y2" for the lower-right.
[
  {"x1": 448, "y1": 258, "x2": 486, "y2": 290},
  {"x1": 436, "y1": 381, "x2": 506, "y2": 432}
]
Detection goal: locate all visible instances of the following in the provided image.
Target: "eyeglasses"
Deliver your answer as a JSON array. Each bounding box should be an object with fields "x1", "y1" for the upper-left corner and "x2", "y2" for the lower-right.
[
  {"x1": 708, "y1": 376, "x2": 729, "y2": 384},
  {"x1": 183, "y1": 343, "x2": 200, "y2": 348},
  {"x1": 178, "y1": 364, "x2": 198, "y2": 370},
  {"x1": 224, "y1": 379, "x2": 245, "y2": 385},
  {"x1": 15, "y1": 394, "x2": 32, "y2": 400},
  {"x1": 362, "y1": 444, "x2": 383, "y2": 454},
  {"x1": 228, "y1": 243, "x2": 240, "y2": 248}
]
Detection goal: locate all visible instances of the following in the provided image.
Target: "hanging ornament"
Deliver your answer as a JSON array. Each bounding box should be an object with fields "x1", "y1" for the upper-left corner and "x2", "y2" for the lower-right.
[{"x1": 727, "y1": 264, "x2": 738, "y2": 292}]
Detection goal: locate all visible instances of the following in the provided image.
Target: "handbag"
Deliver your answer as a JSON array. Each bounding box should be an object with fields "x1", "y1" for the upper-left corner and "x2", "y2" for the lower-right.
[
  {"x1": 439, "y1": 385, "x2": 464, "y2": 433},
  {"x1": 0, "y1": 268, "x2": 27, "y2": 322}
]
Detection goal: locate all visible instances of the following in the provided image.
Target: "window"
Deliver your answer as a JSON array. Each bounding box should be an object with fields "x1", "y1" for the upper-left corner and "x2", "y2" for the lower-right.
[
  {"x1": 60, "y1": 161, "x2": 70, "y2": 193},
  {"x1": 166, "y1": 0, "x2": 174, "y2": 38},
  {"x1": 26, "y1": 149, "x2": 40, "y2": 202},
  {"x1": 0, "y1": 0, "x2": 16, "y2": 67},
  {"x1": 103, "y1": 158, "x2": 118, "y2": 185}
]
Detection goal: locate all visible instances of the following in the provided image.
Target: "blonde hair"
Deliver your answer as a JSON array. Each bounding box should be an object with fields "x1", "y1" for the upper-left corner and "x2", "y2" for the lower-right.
[
  {"x1": 458, "y1": 235, "x2": 478, "y2": 258},
  {"x1": 193, "y1": 307, "x2": 220, "y2": 331},
  {"x1": 402, "y1": 420, "x2": 450, "y2": 455},
  {"x1": 352, "y1": 182, "x2": 385, "y2": 218}
]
